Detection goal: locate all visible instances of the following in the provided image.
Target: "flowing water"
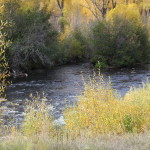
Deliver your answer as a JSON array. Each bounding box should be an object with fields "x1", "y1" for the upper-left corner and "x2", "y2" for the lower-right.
[{"x1": 2, "y1": 63, "x2": 150, "y2": 125}]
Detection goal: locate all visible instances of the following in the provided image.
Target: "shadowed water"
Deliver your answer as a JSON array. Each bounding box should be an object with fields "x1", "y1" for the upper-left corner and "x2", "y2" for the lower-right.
[{"x1": 3, "y1": 64, "x2": 150, "y2": 125}]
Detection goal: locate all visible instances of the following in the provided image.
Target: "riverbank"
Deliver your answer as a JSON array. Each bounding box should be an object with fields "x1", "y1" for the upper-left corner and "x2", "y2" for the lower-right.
[
  {"x1": 1, "y1": 83, "x2": 150, "y2": 150},
  {"x1": 3, "y1": 63, "x2": 150, "y2": 126},
  {"x1": 1, "y1": 71, "x2": 150, "y2": 150},
  {"x1": 9, "y1": 63, "x2": 150, "y2": 79}
]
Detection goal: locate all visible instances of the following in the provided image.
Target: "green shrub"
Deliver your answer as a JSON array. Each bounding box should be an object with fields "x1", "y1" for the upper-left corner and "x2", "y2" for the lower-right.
[
  {"x1": 0, "y1": 20, "x2": 10, "y2": 98},
  {"x1": 92, "y1": 4, "x2": 150, "y2": 67},
  {"x1": 6, "y1": 8, "x2": 59, "y2": 72},
  {"x1": 62, "y1": 28, "x2": 86, "y2": 63},
  {"x1": 95, "y1": 61, "x2": 108, "y2": 69}
]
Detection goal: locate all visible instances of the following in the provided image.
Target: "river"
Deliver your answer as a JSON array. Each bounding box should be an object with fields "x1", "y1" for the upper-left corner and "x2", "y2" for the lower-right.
[{"x1": 3, "y1": 63, "x2": 150, "y2": 126}]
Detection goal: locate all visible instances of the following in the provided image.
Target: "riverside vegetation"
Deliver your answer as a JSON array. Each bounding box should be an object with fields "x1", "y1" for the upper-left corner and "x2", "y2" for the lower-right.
[
  {"x1": 0, "y1": 20, "x2": 11, "y2": 125},
  {"x1": 0, "y1": 75, "x2": 150, "y2": 149},
  {"x1": 0, "y1": 0, "x2": 150, "y2": 150},
  {"x1": 0, "y1": 0, "x2": 150, "y2": 72}
]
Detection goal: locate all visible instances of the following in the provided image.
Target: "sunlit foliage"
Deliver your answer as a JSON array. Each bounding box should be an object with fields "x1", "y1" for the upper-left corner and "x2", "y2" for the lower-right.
[
  {"x1": 21, "y1": 94, "x2": 54, "y2": 137},
  {"x1": 64, "y1": 75, "x2": 150, "y2": 134},
  {"x1": 0, "y1": 20, "x2": 11, "y2": 127},
  {"x1": 106, "y1": 4, "x2": 142, "y2": 24},
  {"x1": 0, "y1": 20, "x2": 10, "y2": 99},
  {"x1": 0, "y1": 0, "x2": 149, "y2": 70}
]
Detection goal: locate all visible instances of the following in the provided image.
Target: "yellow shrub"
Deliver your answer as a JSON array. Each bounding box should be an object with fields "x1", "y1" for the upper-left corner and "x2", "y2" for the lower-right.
[
  {"x1": 0, "y1": 21, "x2": 10, "y2": 99},
  {"x1": 123, "y1": 83, "x2": 150, "y2": 131},
  {"x1": 21, "y1": 93, "x2": 54, "y2": 137},
  {"x1": 0, "y1": 21, "x2": 11, "y2": 128},
  {"x1": 64, "y1": 75, "x2": 150, "y2": 135}
]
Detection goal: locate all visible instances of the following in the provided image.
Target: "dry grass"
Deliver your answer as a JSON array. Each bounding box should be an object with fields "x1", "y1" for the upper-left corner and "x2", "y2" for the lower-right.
[{"x1": 0, "y1": 132, "x2": 149, "y2": 150}]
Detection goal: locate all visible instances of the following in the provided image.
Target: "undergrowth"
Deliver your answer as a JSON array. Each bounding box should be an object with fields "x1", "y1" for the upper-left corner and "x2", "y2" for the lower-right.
[
  {"x1": 21, "y1": 93, "x2": 54, "y2": 137},
  {"x1": 64, "y1": 75, "x2": 150, "y2": 134}
]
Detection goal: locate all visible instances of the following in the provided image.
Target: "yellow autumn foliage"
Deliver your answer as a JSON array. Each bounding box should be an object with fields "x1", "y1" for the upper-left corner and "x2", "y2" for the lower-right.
[
  {"x1": 106, "y1": 4, "x2": 142, "y2": 25},
  {"x1": 64, "y1": 75, "x2": 150, "y2": 135},
  {"x1": 0, "y1": 20, "x2": 10, "y2": 99},
  {"x1": 21, "y1": 94, "x2": 54, "y2": 137},
  {"x1": 124, "y1": 83, "x2": 150, "y2": 131}
]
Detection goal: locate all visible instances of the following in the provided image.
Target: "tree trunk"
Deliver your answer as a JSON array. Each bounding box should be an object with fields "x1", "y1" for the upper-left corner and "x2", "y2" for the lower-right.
[
  {"x1": 56, "y1": 0, "x2": 65, "y2": 32},
  {"x1": 125, "y1": 0, "x2": 129, "y2": 5}
]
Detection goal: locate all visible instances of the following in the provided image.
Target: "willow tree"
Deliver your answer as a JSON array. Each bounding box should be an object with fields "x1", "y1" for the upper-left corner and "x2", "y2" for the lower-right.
[{"x1": 0, "y1": 21, "x2": 10, "y2": 100}]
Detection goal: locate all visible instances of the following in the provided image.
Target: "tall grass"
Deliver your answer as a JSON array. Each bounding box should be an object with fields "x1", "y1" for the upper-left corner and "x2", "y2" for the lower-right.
[{"x1": 0, "y1": 131, "x2": 149, "y2": 150}]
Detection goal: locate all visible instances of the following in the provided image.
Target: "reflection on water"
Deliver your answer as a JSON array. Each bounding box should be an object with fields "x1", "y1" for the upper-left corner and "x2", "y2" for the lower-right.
[{"x1": 3, "y1": 64, "x2": 150, "y2": 125}]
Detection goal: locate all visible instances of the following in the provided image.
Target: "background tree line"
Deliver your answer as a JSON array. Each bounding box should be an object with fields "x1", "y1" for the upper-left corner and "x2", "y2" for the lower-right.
[{"x1": 0, "y1": 0, "x2": 150, "y2": 73}]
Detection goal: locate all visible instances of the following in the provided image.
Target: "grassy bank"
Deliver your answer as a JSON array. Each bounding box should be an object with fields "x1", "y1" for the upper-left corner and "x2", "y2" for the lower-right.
[
  {"x1": 0, "y1": 132, "x2": 150, "y2": 150},
  {"x1": 0, "y1": 75, "x2": 149, "y2": 150}
]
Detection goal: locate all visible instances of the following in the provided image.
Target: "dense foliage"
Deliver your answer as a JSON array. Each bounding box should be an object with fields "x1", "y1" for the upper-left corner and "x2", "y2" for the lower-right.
[
  {"x1": 92, "y1": 4, "x2": 150, "y2": 67},
  {"x1": 0, "y1": 1, "x2": 150, "y2": 149},
  {"x1": 0, "y1": 75, "x2": 149, "y2": 150},
  {"x1": 64, "y1": 76, "x2": 150, "y2": 134},
  {"x1": 22, "y1": 94, "x2": 54, "y2": 136},
  {"x1": 0, "y1": 20, "x2": 10, "y2": 98},
  {"x1": 0, "y1": 20, "x2": 11, "y2": 126},
  {"x1": 9, "y1": 9, "x2": 59, "y2": 71},
  {"x1": 61, "y1": 28, "x2": 87, "y2": 63},
  {"x1": 0, "y1": 1, "x2": 150, "y2": 70}
]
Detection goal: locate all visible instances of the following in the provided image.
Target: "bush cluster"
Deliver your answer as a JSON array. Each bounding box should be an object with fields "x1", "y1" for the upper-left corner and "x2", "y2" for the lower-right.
[
  {"x1": 61, "y1": 28, "x2": 86, "y2": 63},
  {"x1": 0, "y1": 20, "x2": 11, "y2": 128},
  {"x1": 64, "y1": 75, "x2": 150, "y2": 134},
  {"x1": 0, "y1": 21, "x2": 10, "y2": 98},
  {"x1": 7, "y1": 76, "x2": 149, "y2": 137},
  {"x1": 14, "y1": 75, "x2": 150, "y2": 136},
  {"x1": 1, "y1": 2, "x2": 150, "y2": 71},
  {"x1": 22, "y1": 94, "x2": 54, "y2": 136},
  {"x1": 92, "y1": 4, "x2": 150, "y2": 67},
  {"x1": 8, "y1": 9, "x2": 59, "y2": 72}
]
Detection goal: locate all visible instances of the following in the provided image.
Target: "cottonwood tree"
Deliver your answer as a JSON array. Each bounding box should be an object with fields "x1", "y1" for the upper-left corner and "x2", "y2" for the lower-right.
[
  {"x1": 56, "y1": 0, "x2": 65, "y2": 17},
  {"x1": 54, "y1": 0, "x2": 66, "y2": 31},
  {"x1": 55, "y1": 0, "x2": 77, "y2": 31},
  {"x1": 82, "y1": 0, "x2": 116, "y2": 19}
]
